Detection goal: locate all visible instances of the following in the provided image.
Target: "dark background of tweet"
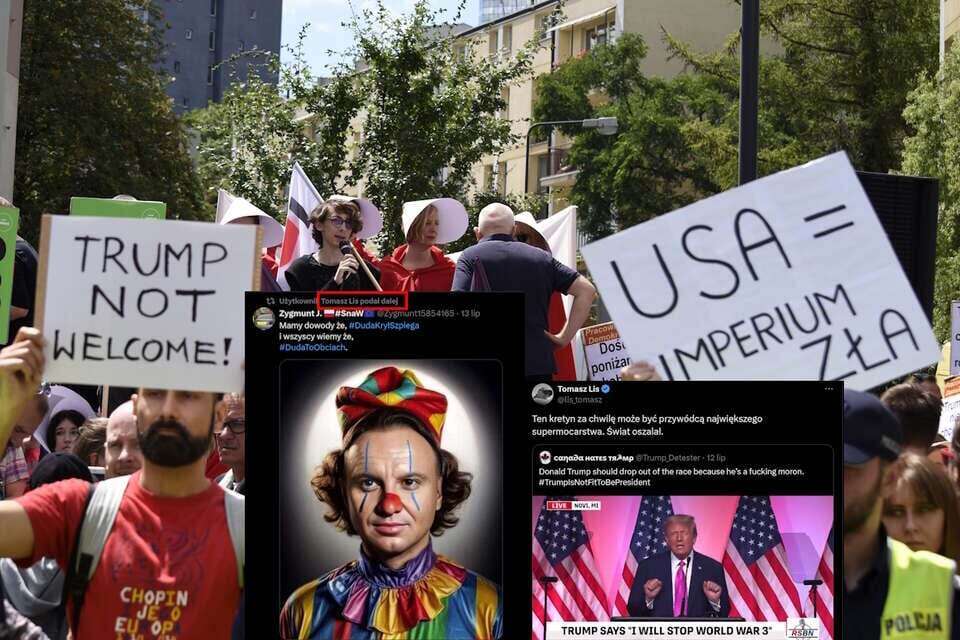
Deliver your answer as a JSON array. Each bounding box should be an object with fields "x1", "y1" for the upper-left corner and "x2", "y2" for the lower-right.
[{"x1": 244, "y1": 292, "x2": 526, "y2": 639}]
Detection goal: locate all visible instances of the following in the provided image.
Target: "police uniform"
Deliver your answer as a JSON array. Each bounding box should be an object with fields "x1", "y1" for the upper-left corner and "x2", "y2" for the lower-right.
[{"x1": 845, "y1": 527, "x2": 960, "y2": 639}]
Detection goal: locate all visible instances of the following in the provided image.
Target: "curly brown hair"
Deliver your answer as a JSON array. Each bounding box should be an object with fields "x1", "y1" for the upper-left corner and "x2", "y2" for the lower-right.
[
  {"x1": 311, "y1": 409, "x2": 472, "y2": 536},
  {"x1": 309, "y1": 199, "x2": 363, "y2": 247}
]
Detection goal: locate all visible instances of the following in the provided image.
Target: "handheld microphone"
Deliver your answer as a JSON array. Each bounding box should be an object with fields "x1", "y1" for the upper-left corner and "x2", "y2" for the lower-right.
[{"x1": 338, "y1": 240, "x2": 352, "y2": 255}]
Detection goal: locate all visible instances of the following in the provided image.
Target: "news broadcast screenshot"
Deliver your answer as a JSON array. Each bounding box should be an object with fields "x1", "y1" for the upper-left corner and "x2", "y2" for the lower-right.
[{"x1": 2, "y1": 6, "x2": 960, "y2": 638}]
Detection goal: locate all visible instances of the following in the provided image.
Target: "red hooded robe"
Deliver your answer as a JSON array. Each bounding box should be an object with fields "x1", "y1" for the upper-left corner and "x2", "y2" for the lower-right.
[{"x1": 378, "y1": 245, "x2": 456, "y2": 292}]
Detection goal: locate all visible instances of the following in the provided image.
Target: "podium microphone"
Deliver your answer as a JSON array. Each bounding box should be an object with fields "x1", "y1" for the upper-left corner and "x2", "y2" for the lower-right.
[
  {"x1": 338, "y1": 241, "x2": 382, "y2": 291},
  {"x1": 539, "y1": 577, "x2": 559, "y2": 638},
  {"x1": 803, "y1": 579, "x2": 824, "y2": 618}
]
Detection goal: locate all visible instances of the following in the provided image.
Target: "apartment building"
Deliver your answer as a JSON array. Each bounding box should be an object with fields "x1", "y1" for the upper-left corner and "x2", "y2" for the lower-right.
[
  {"x1": 944, "y1": 0, "x2": 960, "y2": 60},
  {"x1": 460, "y1": 0, "x2": 743, "y2": 214},
  {"x1": 155, "y1": 0, "x2": 282, "y2": 114}
]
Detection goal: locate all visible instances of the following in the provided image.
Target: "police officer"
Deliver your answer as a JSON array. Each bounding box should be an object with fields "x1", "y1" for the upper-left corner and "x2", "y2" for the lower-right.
[{"x1": 844, "y1": 389, "x2": 960, "y2": 639}]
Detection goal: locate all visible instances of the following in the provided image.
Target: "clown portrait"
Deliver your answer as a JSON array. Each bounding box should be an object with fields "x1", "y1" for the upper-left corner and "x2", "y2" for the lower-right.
[{"x1": 279, "y1": 365, "x2": 504, "y2": 640}]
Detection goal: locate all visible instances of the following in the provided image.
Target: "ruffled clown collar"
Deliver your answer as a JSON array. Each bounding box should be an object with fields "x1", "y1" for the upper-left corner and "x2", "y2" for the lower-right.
[{"x1": 326, "y1": 542, "x2": 468, "y2": 635}]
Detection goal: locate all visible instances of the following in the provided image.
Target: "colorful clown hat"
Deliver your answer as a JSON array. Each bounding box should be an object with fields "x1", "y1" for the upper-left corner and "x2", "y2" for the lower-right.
[{"x1": 336, "y1": 367, "x2": 447, "y2": 445}]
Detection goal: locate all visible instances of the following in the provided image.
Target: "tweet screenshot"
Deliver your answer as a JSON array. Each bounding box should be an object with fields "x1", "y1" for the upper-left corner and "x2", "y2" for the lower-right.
[
  {"x1": 528, "y1": 381, "x2": 841, "y2": 640},
  {"x1": 244, "y1": 291, "x2": 527, "y2": 640}
]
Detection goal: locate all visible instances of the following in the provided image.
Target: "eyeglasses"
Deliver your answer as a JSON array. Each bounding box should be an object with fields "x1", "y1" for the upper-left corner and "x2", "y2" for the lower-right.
[
  {"x1": 215, "y1": 419, "x2": 246, "y2": 436},
  {"x1": 325, "y1": 217, "x2": 356, "y2": 231}
]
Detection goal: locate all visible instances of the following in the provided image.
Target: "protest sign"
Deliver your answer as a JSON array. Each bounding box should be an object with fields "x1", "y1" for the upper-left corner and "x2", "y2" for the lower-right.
[
  {"x1": 580, "y1": 322, "x2": 631, "y2": 380},
  {"x1": 35, "y1": 215, "x2": 260, "y2": 392},
  {"x1": 70, "y1": 197, "x2": 167, "y2": 220},
  {"x1": 952, "y1": 301, "x2": 960, "y2": 376},
  {"x1": 0, "y1": 207, "x2": 19, "y2": 344},
  {"x1": 938, "y1": 377, "x2": 960, "y2": 442},
  {"x1": 581, "y1": 152, "x2": 940, "y2": 389}
]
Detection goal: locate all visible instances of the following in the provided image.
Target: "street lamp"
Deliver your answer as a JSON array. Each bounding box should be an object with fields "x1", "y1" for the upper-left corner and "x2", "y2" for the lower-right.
[{"x1": 524, "y1": 117, "x2": 618, "y2": 194}]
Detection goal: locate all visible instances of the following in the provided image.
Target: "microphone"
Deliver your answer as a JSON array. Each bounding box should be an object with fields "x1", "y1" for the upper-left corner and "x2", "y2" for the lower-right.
[
  {"x1": 338, "y1": 240, "x2": 352, "y2": 255},
  {"x1": 336, "y1": 240, "x2": 383, "y2": 291},
  {"x1": 803, "y1": 579, "x2": 823, "y2": 586},
  {"x1": 539, "y1": 576, "x2": 559, "y2": 584}
]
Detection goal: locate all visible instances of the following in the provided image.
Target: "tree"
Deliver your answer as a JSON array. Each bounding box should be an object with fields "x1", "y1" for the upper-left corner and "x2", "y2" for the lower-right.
[
  {"x1": 335, "y1": 0, "x2": 545, "y2": 247},
  {"x1": 14, "y1": 0, "x2": 204, "y2": 244},
  {"x1": 666, "y1": 0, "x2": 939, "y2": 179},
  {"x1": 533, "y1": 34, "x2": 726, "y2": 239},
  {"x1": 186, "y1": 35, "x2": 362, "y2": 220},
  {"x1": 901, "y1": 42, "x2": 960, "y2": 342}
]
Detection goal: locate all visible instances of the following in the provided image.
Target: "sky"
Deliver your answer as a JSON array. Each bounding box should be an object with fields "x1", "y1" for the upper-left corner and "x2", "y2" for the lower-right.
[{"x1": 280, "y1": 0, "x2": 480, "y2": 76}]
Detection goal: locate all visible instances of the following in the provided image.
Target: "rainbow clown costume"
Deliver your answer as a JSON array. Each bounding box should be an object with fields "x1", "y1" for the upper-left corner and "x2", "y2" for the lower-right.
[{"x1": 280, "y1": 367, "x2": 503, "y2": 640}]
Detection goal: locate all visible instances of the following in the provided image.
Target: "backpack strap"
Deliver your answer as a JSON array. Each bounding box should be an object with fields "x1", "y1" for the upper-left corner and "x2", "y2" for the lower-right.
[
  {"x1": 223, "y1": 488, "x2": 244, "y2": 589},
  {"x1": 66, "y1": 476, "x2": 129, "y2": 632}
]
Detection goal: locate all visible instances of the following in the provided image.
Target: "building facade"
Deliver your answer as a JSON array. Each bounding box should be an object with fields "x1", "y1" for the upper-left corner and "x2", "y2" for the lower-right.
[
  {"x1": 480, "y1": 0, "x2": 534, "y2": 25},
  {"x1": 460, "y1": 0, "x2": 744, "y2": 214},
  {"x1": 0, "y1": 0, "x2": 22, "y2": 201},
  {"x1": 944, "y1": 0, "x2": 959, "y2": 61},
  {"x1": 154, "y1": 0, "x2": 282, "y2": 114}
]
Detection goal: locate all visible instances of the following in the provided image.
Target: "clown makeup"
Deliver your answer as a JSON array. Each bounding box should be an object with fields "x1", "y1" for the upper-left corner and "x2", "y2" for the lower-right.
[{"x1": 343, "y1": 424, "x2": 442, "y2": 569}]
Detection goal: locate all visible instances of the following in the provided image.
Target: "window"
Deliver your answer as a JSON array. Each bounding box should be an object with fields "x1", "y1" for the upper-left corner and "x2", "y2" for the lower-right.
[
  {"x1": 585, "y1": 18, "x2": 616, "y2": 51},
  {"x1": 501, "y1": 25, "x2": 512, "y2": 54},
  {"x1": 209, "y1": 31, "x2": 216, "y2": 51},
  {"x1": 250, "y1": 9, "x2": 257, "y2": 19},
  {"x1": 210, "y1": 0, "x2": 217, "y2": 16},
  {"x1": 499, "y1": 87, "x2": 510, "y2": 119},
  {"x1": 483, "y1": 164, "x2": 494, "y2": 192},
  {"x1": 185, "y1": 28, "x2": 193, "y2": 40},
  {"x1": 496, "y1": 161, "x2": 507, "y2": 196},
  {"x1": 173, "y1": 60, "x2": 181, "y2": 73},
  {"x1": 207, "y1": 66, "x2": 213, "y2": 85}
]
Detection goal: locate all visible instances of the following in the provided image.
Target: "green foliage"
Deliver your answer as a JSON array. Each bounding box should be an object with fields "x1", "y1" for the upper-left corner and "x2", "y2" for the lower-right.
[
  {"x1": 14, "y1": 0, "x2": 204, "y2": 244},
  {"x1": 666, "y1": 0, "x2": 939, "y2": 177},
  {"x1": 338, "y1": 1, "x2": 543, "y2": 248},
  {"x1": 187, "y1": 32, "x2": 362, "y2": 222},
  {"x1": 901, "y1": 42, "x2": 960, "y2": 342},
  {"x1": 533, "y1": 34, "x2": 724, "y2": 239}
]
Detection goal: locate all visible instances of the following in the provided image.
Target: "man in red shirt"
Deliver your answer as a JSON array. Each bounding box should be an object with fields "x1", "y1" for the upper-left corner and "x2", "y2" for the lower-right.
[{"x1": 0, "y1": 328, "x2": 242, "y2": 639}]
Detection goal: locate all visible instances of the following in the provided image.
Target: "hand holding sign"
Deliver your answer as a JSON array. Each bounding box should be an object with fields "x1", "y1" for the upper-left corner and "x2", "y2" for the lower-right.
[
  {"x1": 36, "y1": 215, "x2": 260, "y2": 393},
  {"x1": 581, "y1": 152, "x2": 939, "y2": 390},
  {"x1": 0, "y1": 327, "x2": 45, "y2": 441}
]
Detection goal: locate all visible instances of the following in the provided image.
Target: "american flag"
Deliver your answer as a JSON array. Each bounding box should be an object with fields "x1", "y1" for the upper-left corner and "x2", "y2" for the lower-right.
[
  {"x1": 612, "y1": 496, "x2": 674, "y2": 616},
  {"x1": 808, "y1": 527, "x2": 834, "y2": 638},
  {"x1": 722, "y1": 496, "x2": 804, "y2": 621},
  {"x1": 532, "y1": 497, "x2": 610, "y2": 640},
  {"x1": 277, "y1": 162, "x2": 323, "y2": 290}
]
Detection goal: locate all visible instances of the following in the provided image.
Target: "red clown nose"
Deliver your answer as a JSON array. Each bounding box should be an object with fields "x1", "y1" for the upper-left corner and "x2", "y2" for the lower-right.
[{"x1": 378, "y1": 493, "x2": 403, "y2": 515}]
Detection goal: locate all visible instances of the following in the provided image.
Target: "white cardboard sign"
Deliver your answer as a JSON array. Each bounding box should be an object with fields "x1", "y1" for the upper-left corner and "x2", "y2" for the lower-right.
[
  {"x1": 580, "y1": 322, "x2": 631, "y2": 380},
  {"x1": 951, "y1": 300, "x2": 960, "y2": 376},
  {"x1": 37, "y1": 215, "x2": 259, "y2": 392},
  {"x1": 581, "y1": 152, "x2": 939, "y2": 389}
]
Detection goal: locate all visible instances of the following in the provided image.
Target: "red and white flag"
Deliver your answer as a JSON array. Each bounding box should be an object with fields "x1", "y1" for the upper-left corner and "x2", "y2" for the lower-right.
[
  {"x1": 808, "y1": 528, "x2": 834, "y2": 638},
  {"x1": 277, "y1": 162, "x2": 323, "y2": 290},
  {"x1": 722, "y1": 496, "x2": 805, "y2": 621},
  {"x1": 532, "y1": 496, "x2": 609, "y2": 640}
]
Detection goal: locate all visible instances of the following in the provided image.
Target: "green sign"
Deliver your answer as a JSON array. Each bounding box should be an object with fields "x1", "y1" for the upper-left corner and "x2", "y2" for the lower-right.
[
  {"x1": 0, "y1": 207, "x2": 20, "y2": 345},
  {"x1": 69, "y1": 197, "x2": 167, "y2": 220}
]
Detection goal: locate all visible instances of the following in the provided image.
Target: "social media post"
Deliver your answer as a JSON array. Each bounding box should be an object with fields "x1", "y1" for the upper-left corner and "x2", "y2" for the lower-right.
[
  {"x1": 244, "y1": 292, "x2": 527, "y2": 640},
  {"x1": 526, "y1": 382, "x2": 841, "y2": 640}
]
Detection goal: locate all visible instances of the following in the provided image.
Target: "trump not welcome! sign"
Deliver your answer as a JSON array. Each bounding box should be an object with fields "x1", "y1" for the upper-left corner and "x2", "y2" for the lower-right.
[{"x1": 581, "y1": 152, "x2": 939, "y2": 390}]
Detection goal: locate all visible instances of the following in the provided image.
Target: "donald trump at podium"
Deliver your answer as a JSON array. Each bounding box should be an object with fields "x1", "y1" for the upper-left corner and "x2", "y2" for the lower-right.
[{"x1": 627, "y1": 515, "x2": 730, "y2": 618}]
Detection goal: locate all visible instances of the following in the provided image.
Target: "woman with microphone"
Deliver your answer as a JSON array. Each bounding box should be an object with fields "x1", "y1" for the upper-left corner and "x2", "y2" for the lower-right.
[{"x1": 284, "y1": 196, "x2": 383, "y2": 291}]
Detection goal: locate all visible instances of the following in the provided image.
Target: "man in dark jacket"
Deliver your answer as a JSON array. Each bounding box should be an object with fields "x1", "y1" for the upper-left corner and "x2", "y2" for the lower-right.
[{"x1": 451, "y1": 203, "x2": 595, "y2": 378}]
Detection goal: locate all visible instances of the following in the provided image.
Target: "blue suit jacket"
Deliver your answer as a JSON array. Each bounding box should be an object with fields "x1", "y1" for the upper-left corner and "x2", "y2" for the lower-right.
[{"x1": 626, "y1": 550, "x2": 731, "y2": 618}]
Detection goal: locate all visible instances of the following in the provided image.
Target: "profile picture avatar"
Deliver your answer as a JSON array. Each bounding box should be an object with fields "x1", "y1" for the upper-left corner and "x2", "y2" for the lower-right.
[{"x1": 532, "y1": 383, "x2": 554, "y2": 405}]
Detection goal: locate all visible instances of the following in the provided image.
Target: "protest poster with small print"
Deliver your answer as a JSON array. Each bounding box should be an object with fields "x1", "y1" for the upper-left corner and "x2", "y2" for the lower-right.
[
  {"x1": 581, "y1": 152, "x2": 939, "y2": 390},
  {"x1": 70, "y1": 197, "x2": 167, "y2": 220},
  {"x1": 580, "y1": 322, "x2": 631, "y2": 381},
  {"x1": 35, "y1": 215, "x2": 260, "y2": 392},
  {"x1": 938, "y1": 377, "x2": 960, "y2": 442},
  {"x1": 0, "y1": 207, "x2": 19, "y2": 345}
]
